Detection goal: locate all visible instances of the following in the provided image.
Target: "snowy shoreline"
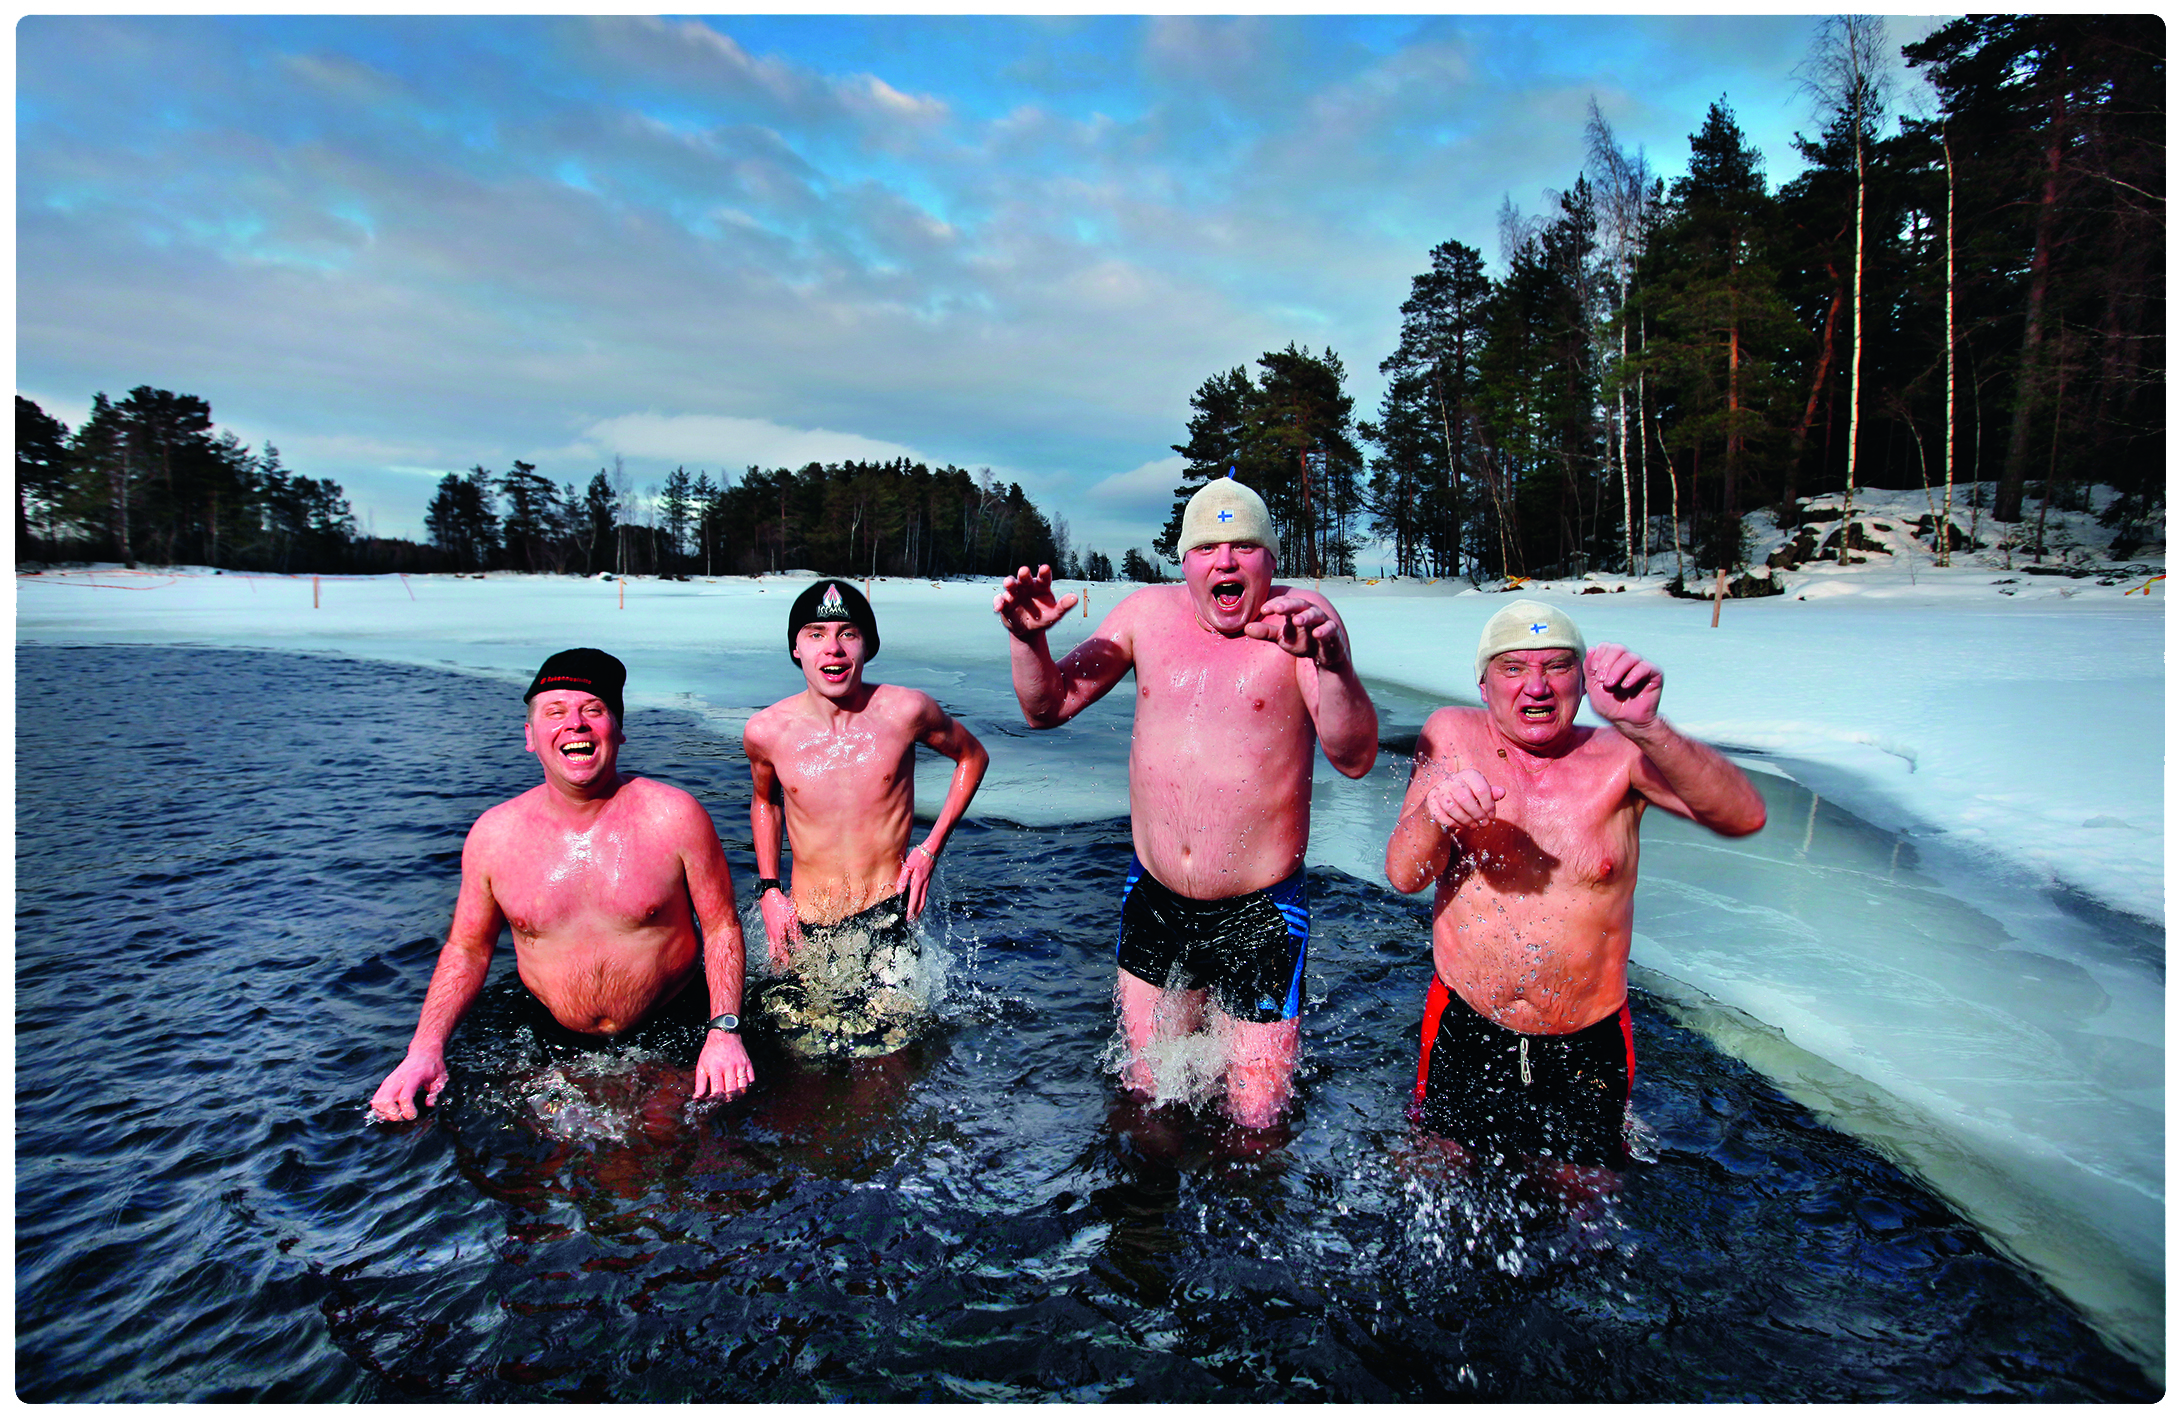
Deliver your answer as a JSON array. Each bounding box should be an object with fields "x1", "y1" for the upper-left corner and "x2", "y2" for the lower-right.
[{"x1": 19, "y1": 491, "x2": 2163, "y2": 928}]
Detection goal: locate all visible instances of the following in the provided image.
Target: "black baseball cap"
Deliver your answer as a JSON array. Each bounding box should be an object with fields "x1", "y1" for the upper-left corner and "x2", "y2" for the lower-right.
[{"x1": 524, "y1": 647, "x2": 626, "y2": 721}]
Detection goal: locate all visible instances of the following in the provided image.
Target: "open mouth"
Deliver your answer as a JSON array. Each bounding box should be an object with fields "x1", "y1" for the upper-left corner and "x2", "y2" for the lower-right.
[
  {"x1": 559, "y1": 740, "x2": 598, "y2": 760},
  {"x1": 1211, "y1": 580, "x2": 1247, "y2": 613},
  {"x1": 1515, "y1": 701, "x2": 1558, "y2": 723},
  {"x1": 819, "y1": 662, "x2": 851, "y2": 680}
]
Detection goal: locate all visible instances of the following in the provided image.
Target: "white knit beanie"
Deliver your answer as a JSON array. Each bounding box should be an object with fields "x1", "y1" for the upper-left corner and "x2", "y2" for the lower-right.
[
  {"x1": 1177, "y1": 476, "x2": 1279, "y2": 563},
  {"x1": 1475, "y1": 600, "x2": 1587, "y2": 682}
]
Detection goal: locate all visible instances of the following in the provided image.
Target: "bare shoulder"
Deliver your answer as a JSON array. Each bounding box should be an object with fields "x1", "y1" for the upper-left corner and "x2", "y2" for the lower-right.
[
  {"x1": 1111, "y1": 584, "x2": 1175, "y2": 630},
  {"x1": 464, "y1": 786, "x2": 540, "y2": 861},
  {"x1": 869, "y1": 681, "x2": 946, "y2": 729},
  {"x1": 1116, "y1": 583, "x2": 1194, "y2": 640},
  {"x1": 1268, "y1": 582, "x2": 1339, "y2": 616},
  {"x1": 742, "y1": 695, "x2": 801, "y2": 752},
  {"x1": 1418, "y1": 705, "x2": 1488, "y2": 756},
  {"x1": 621, "y1": 774, "x2": 704, "y2": 815},
  {"x1": 1582, "y1": 722, "x2": 1651, "y2": 774},
  {"x1": 619, "y1": 775, "x2": 721, "y2": 836}
]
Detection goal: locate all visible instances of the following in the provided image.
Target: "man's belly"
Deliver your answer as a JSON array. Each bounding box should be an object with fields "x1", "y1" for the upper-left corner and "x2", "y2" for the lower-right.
[
  {"x1": 789, "y1": 860, "x2": 905, "y2": 929},
  {"x1": 1431, "y1": 890, "x2": 1633, "y2": 1036},
  {"x1": 517, "y1": 937, "x2": 698, "y2": 1035},
  {"x1": 1127, "y1": 779, "x2": 1309, "y2": 900}
]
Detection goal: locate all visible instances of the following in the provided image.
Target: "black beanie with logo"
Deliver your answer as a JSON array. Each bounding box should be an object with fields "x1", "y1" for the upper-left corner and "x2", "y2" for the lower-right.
[{"x1": 787, "y1": 579, "x2": 880, "y2": 664}]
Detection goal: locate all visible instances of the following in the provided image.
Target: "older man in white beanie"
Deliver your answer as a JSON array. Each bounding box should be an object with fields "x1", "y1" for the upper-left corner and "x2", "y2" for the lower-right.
[
  {"x1": 1384, "y1": 600, "x2": 1764, "y2": 1176},
  {"x1": 994, "y1": 475, "x2": 1378, "y2": 1130}
]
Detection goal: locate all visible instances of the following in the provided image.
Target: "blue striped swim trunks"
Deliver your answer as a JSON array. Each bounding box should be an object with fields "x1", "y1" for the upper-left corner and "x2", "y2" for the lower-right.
[{"x1": 1113, "y1": 855, "x2": 1310, "y2": 1023}]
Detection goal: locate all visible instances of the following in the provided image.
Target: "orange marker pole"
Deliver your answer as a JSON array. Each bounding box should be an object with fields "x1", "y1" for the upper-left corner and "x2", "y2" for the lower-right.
[
  {"x1": 313, "y1": 575, "x2": 320, "y2": 609},
  {"x1": 1710, "y1": 568, "x2": 1726, "y2": 628},
  {"x1": 1083, "y1": 587, "x2": 1090, "y2": 619},
  {"x1": 619, "y1": 578, "x2": 626, "y2": 610}
]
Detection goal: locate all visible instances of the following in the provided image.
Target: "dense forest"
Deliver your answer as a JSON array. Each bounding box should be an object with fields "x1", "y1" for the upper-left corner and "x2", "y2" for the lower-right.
[
  {"x1": 18, "y1": 17, "x2": 2160, "y2": 584},
  {"x1": 418, "y1": 457, "x2": 1081, "y2": 580},
  {"x1": 1162, "y1": 15, "x2": 2163, "y2": 580},
  {"x1": 13, "y1": 388, "x2": 434, "y2": 574}
]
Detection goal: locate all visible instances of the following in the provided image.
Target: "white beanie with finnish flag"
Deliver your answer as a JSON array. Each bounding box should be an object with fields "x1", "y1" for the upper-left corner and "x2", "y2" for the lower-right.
[
  {"x1": 1177, "y1": 474, "x2": 1279, "y2": 564},
  {"x1": 1475, "y1": 600, "x2": 1586, "y2": 682}
]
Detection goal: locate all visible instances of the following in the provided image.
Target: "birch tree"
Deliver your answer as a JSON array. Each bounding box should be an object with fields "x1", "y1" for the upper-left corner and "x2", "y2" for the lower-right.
[{"x1": 1797, "y1": 15, "x2": 1895, "y2": 562}]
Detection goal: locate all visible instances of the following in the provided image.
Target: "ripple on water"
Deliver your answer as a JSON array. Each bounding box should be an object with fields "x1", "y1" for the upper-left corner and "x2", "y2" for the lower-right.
[{"x1": 13, "y1": 644, "x2": 2157, "y2": 1402}]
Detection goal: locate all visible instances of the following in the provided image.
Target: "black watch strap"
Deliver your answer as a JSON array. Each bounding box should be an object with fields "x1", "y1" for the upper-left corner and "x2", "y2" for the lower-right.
[
  {"x1": 706, "y1": 1012, "x2": 741, "y2": 1033},
  {"x1": 755, "y1": 878, "x2": 783, "y2": 896}
]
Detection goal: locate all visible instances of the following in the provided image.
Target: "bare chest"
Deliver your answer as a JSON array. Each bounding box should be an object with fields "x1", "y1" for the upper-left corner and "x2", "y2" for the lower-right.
[
  {"x1": 772, "y1": 721, "x2": 916, "y2": 809},
  {"x1": 492, "y1": 820, "x2": 687, "y2": 938},
  {"x1": 1454, "y1": 743, "x2": 1642, "y2": 887},
  {"x1": 1131, "y1": 634, "x2": 1306, "y2": 741}
]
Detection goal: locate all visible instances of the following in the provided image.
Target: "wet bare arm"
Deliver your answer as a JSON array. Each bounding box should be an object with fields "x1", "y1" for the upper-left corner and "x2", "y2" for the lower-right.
[
  {"x1": 996, "y1": 565, "x2": 1133, "y2": 726},
  {"x1": 680, "y1": 796, "x2": 754, "y2": 1100},
  {"x1": 1586, "y1": 644, "x2": 1767, "y2": 837},
  {"x1": 743, "y1": 728, "x2": 801, "y2": 961},
  {"x1": 370, "y1": 823, "x2": 506, "y2": 1120},
  {"x1": 1251, "y1": 592, "x2": 1377, "y2": 777},
  {"x1": 897, "y1": 702, "x2": 989, "y2": 917}
]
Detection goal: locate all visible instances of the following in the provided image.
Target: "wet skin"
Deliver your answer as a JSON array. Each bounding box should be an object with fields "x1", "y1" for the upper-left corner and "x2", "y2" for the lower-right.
[
  {"x1": 996, "y1": 549, "x2": 1378, "y2": 1126},
  {"x1": 743, "y1": 619, "x2": 988, "y2": 967},
  {"x1": 1384, "y1": 644, "x2": 1767, "y2": 1036},
  {"x1": 370, "y1": 689, "x2": 754, "y2": 1120}
]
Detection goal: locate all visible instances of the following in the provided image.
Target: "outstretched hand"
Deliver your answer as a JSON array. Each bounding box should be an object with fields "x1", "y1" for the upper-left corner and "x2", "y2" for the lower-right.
[
  {"x1": 370, "y1": 1052, "x2": 447, "y2": 1122},
  {"x1": 1584, "y1": 643, "x2": 1663, "y2": 728},
  {"x1": 693, "y1": 1031, "x2": 755, "y2": 1101},
  {"x1": 1243, "y1": 593, "x2": 1351, "y2": 669},
  {"x1": 993, "y1": 565, "x2": 1079, "y2": 641},
  {"x1": 895, "y1": 845, "x2": 936, "y2": 919},
  {"x1": 1424, "y1": 754, "x2": 1504, "y2": 831}
]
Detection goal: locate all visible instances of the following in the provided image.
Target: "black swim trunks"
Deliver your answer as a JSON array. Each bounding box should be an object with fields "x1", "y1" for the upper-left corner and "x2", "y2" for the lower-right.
[
  {"x1": 753, "y1": 892, "x2": 930, "y2": 1059},
  {"x1": 1409, "y1": 977, "x2": 1634, "y2": 1170},
  {"x1": 521, "y1": 970, "x2": 711, "y2": 1060},
  {"x1": 1113, "y1": 855, "x2": 1309, "y2": 1024}
]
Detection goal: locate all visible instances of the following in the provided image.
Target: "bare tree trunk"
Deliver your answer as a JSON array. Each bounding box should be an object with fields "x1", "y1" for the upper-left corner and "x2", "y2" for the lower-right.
[
  {"x1": 2000, "y1": 93, "x2": 2069, "y2": 523},
  {"x1": 1618, "y1": 295, "x2": 1632, "y2": 573},
  {"x1": 1638, "y1": 318, "x2": 1651, "y2": 574},
  {"x1": 1840, "y1": 126, "x2": 1866, "y2": 562},
  {"x1": 1939, "y1": 130, "x2": 1956, "y2": 565},
  {"x1": 1653, "y1": 415, "x2": 1684, "y2": 585},
  {"x1": 1789, "y1": 257, "x2": 1846, "y2": 504}
]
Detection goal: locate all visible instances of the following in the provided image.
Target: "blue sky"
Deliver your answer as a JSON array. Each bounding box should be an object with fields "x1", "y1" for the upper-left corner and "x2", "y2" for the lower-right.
[{"x1": 16, "y1": 14, "x2": 1946, "y2": 559}]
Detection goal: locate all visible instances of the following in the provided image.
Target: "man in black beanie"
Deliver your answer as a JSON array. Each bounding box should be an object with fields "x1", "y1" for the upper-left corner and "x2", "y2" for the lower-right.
[
  {"x1": 371, "y1": 648, "x2": 756, "y2": 1117},
  {"x1": 742, "y1": 581, "x2": 988, "y2": 1057}
]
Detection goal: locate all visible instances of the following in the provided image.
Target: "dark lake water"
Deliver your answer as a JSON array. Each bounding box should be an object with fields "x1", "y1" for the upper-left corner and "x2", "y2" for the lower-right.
[{"x1": 13, "y1": 644, "x2": 2156, "y2": 1402}]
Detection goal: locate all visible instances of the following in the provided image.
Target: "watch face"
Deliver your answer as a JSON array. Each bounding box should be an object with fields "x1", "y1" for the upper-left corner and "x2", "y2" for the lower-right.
[{"x1": 708, "y1": 1013, "x2": 740, "y2": 1032}]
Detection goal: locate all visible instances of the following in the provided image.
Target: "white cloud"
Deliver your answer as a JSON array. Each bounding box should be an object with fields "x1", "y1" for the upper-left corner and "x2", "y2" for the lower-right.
[
  {"x1": 1084, "y1": 455, "x2": 1185, "y2": 505},
  {"x1": 560, "y1": 412, "x2": 927, "y2": 474}
]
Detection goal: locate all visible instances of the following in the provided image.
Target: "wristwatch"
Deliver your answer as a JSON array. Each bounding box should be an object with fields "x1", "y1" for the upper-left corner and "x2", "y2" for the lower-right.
[
  {"x1": 754, "y1": 878, "x2": 783, "y2": 896},
  {"x1": 706, "y1": 1012, "x2": 741, "y2": 1033}
]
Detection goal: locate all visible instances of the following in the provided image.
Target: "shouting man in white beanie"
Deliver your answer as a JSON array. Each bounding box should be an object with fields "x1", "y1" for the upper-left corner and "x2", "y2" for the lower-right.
[
  {"x1": 1384, "y1": 600, "x2": 1765, "y2": 1179},
  {"x1": 994, "y1": 475, "x2": 1378, "y2": 1130}
]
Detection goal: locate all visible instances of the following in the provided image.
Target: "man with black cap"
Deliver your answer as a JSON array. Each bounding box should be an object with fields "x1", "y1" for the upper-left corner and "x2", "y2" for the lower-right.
[
  {"x1": 742, "y1": 580, "x2": 988, "y2": 1057},
  {"x1": 370, "y1": 648, "x2": 756, "y2": 1119},
  {"x1": 994, "y1": 476, "x2": 1378, "y2": 1129},
  {"x1": 1384, "y1": 601, "x2": 1765, "y2": 1175}
]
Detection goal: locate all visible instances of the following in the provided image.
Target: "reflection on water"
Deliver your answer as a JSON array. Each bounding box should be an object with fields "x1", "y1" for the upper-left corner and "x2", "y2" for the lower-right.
[{"x1": 13, "y1": 645, "x2": 2156, "y2": 1401}]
